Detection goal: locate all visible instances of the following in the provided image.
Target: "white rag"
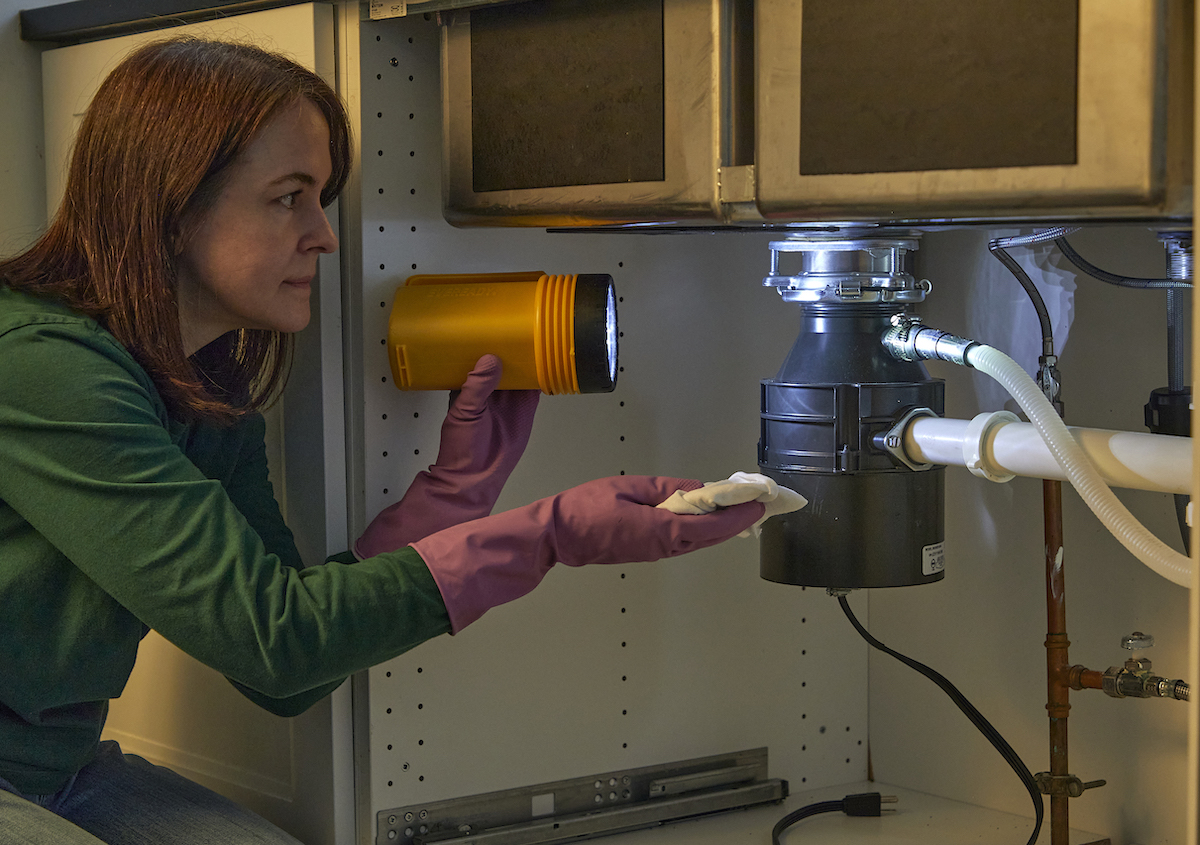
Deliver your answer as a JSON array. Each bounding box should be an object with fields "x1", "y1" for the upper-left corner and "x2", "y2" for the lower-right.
[{"x1": 656, "y1": 472, "x2": 808, "y2": 538}]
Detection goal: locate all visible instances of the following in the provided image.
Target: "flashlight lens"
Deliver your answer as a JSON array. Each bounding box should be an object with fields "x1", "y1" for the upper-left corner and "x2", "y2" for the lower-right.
[
  {"x1": 605, "y1": 285, "x2": 618, "y2": 383},
  {"x1": 573, "y1": 274, "x2": 618, "y2": 393}
]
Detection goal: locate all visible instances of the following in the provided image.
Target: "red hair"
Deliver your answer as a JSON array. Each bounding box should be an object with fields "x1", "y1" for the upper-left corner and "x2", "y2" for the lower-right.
[{"x1": 0, "y1": 37, "x2": 352, "y2": 424}]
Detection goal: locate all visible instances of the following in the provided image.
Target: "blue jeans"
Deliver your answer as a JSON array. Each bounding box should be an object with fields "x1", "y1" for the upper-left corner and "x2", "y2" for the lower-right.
[{"x1": 0, "y1": 741, "x2": 302, "y2": 844}]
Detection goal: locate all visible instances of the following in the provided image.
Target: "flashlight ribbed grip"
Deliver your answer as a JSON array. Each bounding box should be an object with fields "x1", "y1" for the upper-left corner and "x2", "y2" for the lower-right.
[{"x1": 535, "y1": 274, "x2": 580, "y2": 395}]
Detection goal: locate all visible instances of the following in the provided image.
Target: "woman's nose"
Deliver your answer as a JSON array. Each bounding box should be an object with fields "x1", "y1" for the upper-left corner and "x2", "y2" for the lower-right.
[{"x1": 305, "y1": 208, "x2": 339, "y2": 254}]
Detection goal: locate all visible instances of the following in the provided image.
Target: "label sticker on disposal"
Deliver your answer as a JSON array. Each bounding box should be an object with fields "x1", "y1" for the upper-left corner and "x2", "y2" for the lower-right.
[{"x1": 923, "y1": 542, "x2": 946, "y2": 576}]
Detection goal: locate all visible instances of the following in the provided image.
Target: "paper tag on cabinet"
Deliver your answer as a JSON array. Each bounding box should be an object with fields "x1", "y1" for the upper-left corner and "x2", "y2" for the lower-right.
[{"x1": 369, "y1": 1, "x2": 407, "y2": 20}]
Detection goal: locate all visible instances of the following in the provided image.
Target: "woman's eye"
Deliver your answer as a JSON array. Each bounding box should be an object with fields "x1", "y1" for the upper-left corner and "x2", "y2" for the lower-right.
[{"x1": 279, "y1": 192, "x2": 298, "y2": 209}]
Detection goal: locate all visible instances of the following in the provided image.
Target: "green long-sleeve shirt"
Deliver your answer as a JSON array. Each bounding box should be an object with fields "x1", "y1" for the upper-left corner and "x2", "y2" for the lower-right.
[{"x1": 0, "y1": 286, "x2": 451, "y2": 795}]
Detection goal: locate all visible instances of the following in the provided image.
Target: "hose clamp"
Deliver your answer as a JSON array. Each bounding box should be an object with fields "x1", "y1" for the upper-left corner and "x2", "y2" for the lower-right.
[{"x1": 963, "y1": 411, "x2": 1020, "y2": 483}]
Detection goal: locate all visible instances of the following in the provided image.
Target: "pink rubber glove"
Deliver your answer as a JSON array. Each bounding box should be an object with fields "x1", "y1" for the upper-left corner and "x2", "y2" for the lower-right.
[
  {"x1": 411, "y1": 475, "x2": 766, "y2": 632},
  {"x1": 355, "y1": 355, "x2": 539, "y2": 558}
]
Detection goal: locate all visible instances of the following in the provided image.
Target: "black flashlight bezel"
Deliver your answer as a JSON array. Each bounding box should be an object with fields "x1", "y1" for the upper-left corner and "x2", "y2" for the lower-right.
[{"x1": 572, "y1": 274, "x2": 618, "y2": 393}]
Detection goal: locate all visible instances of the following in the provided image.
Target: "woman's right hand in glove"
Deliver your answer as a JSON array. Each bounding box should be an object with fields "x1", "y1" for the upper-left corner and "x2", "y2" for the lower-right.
[{"x1": 410, "y1": 475, "x2": 765, "y2": 632}]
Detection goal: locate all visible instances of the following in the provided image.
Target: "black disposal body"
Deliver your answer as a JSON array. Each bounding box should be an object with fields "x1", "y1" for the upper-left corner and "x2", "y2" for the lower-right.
[{"x1": 759, "y1": 304, "x2": 945, "y2": 589}]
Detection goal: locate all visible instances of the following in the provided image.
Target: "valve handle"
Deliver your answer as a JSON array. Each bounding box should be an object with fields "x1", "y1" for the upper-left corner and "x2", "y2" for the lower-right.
[{"x1": 1122, "y1": 632, "x2": 1155, "y2": 650}]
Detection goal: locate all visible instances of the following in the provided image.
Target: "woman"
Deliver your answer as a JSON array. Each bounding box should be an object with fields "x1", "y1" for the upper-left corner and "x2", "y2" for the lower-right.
[{"x1": 0, "y1": 37, "x2": 764, "y2": 844}]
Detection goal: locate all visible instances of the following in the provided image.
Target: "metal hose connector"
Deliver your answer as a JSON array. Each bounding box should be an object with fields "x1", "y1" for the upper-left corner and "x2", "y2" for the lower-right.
[
  {"x1": 989, "y1": 226, "x2": 1081, "y2": 249},
  {"x1": 882, "y1": 314, "x2": 978, "y2": 367},
  {"x1": 1055, "y1": 237, "x2": 1188, "y2": 289}
]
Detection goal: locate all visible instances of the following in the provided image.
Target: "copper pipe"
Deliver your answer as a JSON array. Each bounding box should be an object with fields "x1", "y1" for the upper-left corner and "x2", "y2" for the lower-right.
[
  {"x1": 1068, "y1": 665, "x2": 1105, "y2": 692},
  {"x1": 1044, "y1": 478, "x2": 1070, "y2": 845}
]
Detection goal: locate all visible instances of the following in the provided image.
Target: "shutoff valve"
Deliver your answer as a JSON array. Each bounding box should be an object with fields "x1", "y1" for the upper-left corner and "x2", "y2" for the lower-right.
[{"x1": 1101, "y1": 632, "x2": 1189, "y2": 701}]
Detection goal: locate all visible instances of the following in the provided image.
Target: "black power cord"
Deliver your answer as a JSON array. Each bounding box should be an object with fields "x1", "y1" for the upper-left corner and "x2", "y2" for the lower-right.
[
  {"x1": 771, "y1": 792, "x2": 897, "y2": 844},
  {"x1": 835, "y1": 594, "x2": 1044, "y2": 845}
]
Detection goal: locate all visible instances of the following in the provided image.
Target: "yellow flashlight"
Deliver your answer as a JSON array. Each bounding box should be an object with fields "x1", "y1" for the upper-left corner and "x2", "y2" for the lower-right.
[{"x1": 387, "y1": 272, "x2": 618, "y2": 394}]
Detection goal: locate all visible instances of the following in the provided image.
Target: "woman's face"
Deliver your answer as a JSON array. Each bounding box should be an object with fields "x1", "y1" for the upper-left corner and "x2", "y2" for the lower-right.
[{"x1": 175, "y1": 99, "x2": 338, "y2": 355}]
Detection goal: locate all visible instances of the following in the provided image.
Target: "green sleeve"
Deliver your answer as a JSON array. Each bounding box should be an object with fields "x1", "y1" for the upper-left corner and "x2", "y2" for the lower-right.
[
  {"x1": 0, "y1": 318, "x2": 451, "y2": 705},
  {"x1": 195, "y1": 415, "x2": 441, "y2": 714}
]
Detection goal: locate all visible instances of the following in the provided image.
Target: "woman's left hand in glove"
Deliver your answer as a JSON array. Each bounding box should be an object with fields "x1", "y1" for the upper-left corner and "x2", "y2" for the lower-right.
[{"x1": 354, "y1": 354, "x2": 539, "y2": 558}]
